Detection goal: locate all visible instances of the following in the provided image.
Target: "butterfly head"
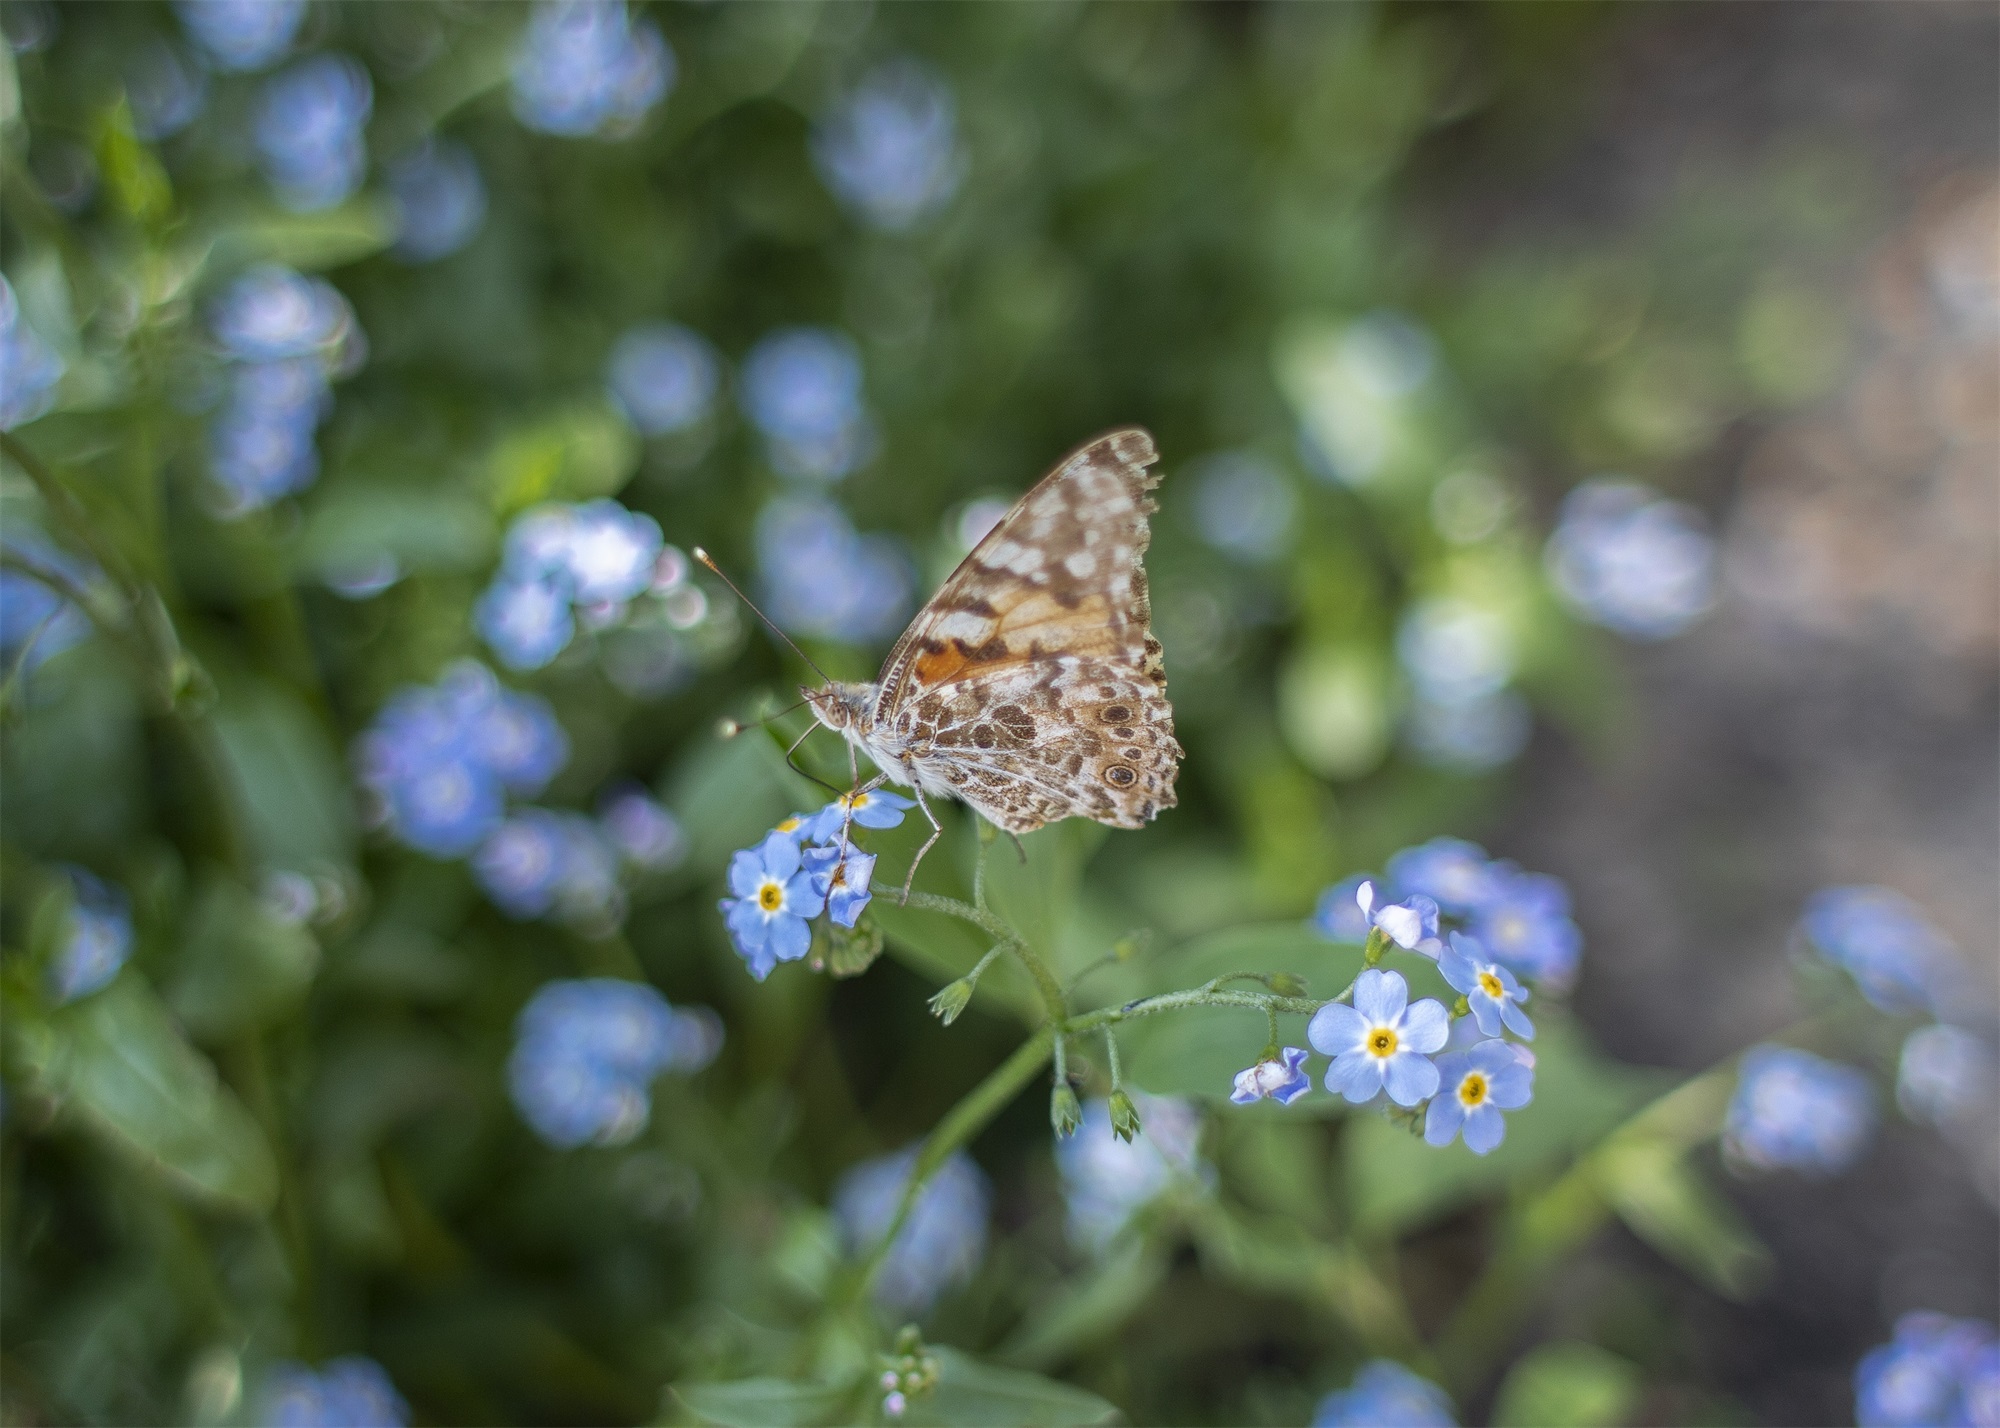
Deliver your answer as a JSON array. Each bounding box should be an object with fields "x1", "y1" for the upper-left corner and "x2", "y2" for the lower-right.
[{"x1": 803, "y1": 680, "x2": 878, "y2": 736}]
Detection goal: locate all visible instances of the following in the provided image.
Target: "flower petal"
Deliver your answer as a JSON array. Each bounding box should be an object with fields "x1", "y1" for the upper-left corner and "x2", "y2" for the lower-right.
[
  {"x1": 1356, "y1": 879, "x2": 1378, "y2": 919},
  {"x1": 1467, "y1": 998, "x2": 1503, "y2": 1037},
  {"x1": 1424, "y1": 1091, "x2": 1466, "y2": 1146},
  {"x1": 1400, "y1": 997, "x2": 1451, "y2": 1053},
  {"x1": 1354, "y1": 968, "x2": 1406, "y2": 1024},
  {"x1": 757, "y1": 830, "x2": 802, "y2": 879},
  {"x1": 1382, "y1": 1050, "x2": 1440, "y2": 1107},
  {"x1": 1439, "y1": 939, "x2": 1478, "y2": 995},
  {"x1": 1486, "y1": 1061, "x2": 1535, "y2": 1109},
  {"x1": 1229, "y1": 1067, "x2": 1262, "y2": 1104},
  {"x1": 783, "y1": 870, "x2": 826, "y2": 918},
  {"x1": 727, "y1": 848, "x2": 764, "y2": 898},
  {"x1": 1327, "y1": 1049, "x2": 1386, "y2": 1103},
  {"x1": 767, "y1": 910, "x2": 812, "y2": 965},
  {"x1": 1499, "y1": 997, "x2": 1536, "y2": 1041},
  {"x1": 1462, "y1": 1103, "x2": 1507, "y2": 1154},
  {"x1": 1308, "y1": 1001, "x2": 1368, "y2": 1055}
]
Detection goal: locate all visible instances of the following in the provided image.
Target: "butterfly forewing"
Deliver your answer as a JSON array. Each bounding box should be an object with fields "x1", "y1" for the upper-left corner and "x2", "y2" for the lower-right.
[{"x1": 870, "y1": 427, "x2": 1181, "y2": 835}]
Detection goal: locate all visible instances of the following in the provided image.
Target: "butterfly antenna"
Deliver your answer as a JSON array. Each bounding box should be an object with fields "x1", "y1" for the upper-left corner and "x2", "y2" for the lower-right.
[
  {"x1": 716, "y1": 697, "x2": 808, "y2": 740},
  {"x1": 693, "y1": 547, "x2": 834, "y2": 686}
]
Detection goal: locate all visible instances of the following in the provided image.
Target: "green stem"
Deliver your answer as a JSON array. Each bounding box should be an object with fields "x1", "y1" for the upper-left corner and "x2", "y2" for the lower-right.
[
  {"x1": 1103, "y1": 1025, "x2": 1123, "y2": 1090},
  {"x1": 902, "y1": 891, "x2": 1068, "y2": 1028}
]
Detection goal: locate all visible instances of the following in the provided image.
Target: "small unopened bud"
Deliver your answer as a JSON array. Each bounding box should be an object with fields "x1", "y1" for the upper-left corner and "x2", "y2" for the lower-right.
[
  {"x1": 1452, "y1": 994, "x2": 1471, "y2": 1019},
  {"x1": 883, "y1": 1391, "x2": 907, "y2": 1418},
  {"x1": 1108, "y1": 1089, "x2": 1141, "y2": 1143},
  {"x1": 1050, "y1": 1084, "x2": 1082, "y2": 1138},
  {"x1": 1266, "y1": 971, "x2": 1308, "y2": 999},
  {"x1": 928, "y1": 978, "x2": 974, "y2": 1026},
  {"x1": 1112, "y1": 928, "x2": 1153, "y2": 963},
  {"x1": 1363, "y1": 926, "x2": 1391, "y2": 967}
]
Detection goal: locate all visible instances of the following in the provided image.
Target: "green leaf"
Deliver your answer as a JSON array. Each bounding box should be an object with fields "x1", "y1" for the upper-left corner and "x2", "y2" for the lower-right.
[
  {"x1": 669, "y1": 1379, "x2": 848, "y2": 1427},
  {"x1": 210, "y1": 678, "x2": 357, "y2": 871},
  {"x1": 25, "y1": 978, "x2": 277, "y2": 1212},
  {"x1": 486, "y1": 403, "x2": 640, "y2": 511},
  {"x1": 976, "y1": 819, "x2": 1103, "y2": 969},
  {"x1": 163, "y1": 876, "x2": 319, "y2": 1041},
  {"x1": 205, "y1": 197, "x2": 397, "y2": 270},
  {"x1": 903, "y1": 1349, "x2": 1120, "y2": 1427},
  {"x1": 1490, "y1": 1341, "x2": 1642, "y2": 1428},
  {"x1": 814, "y1": 913, "x2": 885, "y2": 979},
  {"x1": 293, "y1": 484, "x2": 496, "y2": 583},
  {"x1": 998, "y1": 1239, "x2": 1171, "y2": 1370},
  {"x1": 1595, "y1": 1137, "x2": 1771, "y2": 1299}
]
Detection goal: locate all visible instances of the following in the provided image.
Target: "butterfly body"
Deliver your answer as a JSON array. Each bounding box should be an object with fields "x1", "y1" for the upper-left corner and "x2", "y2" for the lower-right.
[{"x1": 803, "y1": 428, "x2": 1181, "y2": 857}]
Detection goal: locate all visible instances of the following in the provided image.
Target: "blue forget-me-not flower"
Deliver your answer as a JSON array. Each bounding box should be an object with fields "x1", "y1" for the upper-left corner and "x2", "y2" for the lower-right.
[
  {"x1": 832, "y1": 1144, "x2": 991, "y2": 1316},
  {"x1": 385, "y1": 139, "x2": 487, "y2": 262},
  {"x1": 741, "y1": 327, "x2": 876, "y2": 482},
  {"x1": 1546, "y1": 478, "x2": 1716, "y2": 641},
  {"x1": 1439, "y1": 932, "x2": 1534, "y2": 1040},
  {"x1": 47, "y1": 866, "x2": 134, "y2": 1005},
  {"x1": 1054, "y1": 1093, "x2": 1207, "y2": 1253},
  {"x1": 801, "y1": 787, "x2": 915, "y2": 844},
  {"x1": 1896, "y1": 1023, "x2": 1993, "y2": 1132},
  {"x1": 477, "y1": 500, "x2": 665, "y2": 669},
  {"x1": 1311, "y1": 1360, "x2": 1458, "y2": 1428},
  {"x1": 1466, "y1": 869, "x2": 1582, "y2": 990},
  {"x1": 720, "y1": 831, "x2": 826, "y2": 980},
  {"x1": 1424, "y1": 1040, "x2": 1535, "y2": 1154},
  {"x1": 598, "y1": 785, "x2": 686, "y2": 872},
  {"x1": 1309, "y1": 968, "x2": 1449, "y2": 1106},
  {"x1": 1, "y1": 274, "x2": 66, "y2": 429},
  {"x1": 256, "y1": 53, "x2": 372, "y2": 212},
  {"x1": 607, "y1": 323, "x2": 720, "y2": 436},
  {"x1": 1854, "y1": 1312, "x2": 1998, "y2": 1428},
  {"x1": 473, "y1": 809, "x2": 621, "y2": 925},
  {"x1": 261, "y1": 1355, "x2": 409, "y2": 1428},
  {"x1": 1230, "y1": 1047, "x2": 1312, "y2": 1106},
  {"x1": 1312, "y1": 872, "x2": 1376, "y2": 943},
  {"x1": 802, "y1": 842, "x2": 877, "y2": 929},
  {"x1": 508, "y1": 978, "x2": 721, "y2": 1149},
  {"x1": 812, "y1": 59, "x2": 965, "y2": 232},
  {"x1": 1356, "y1": 879, "x2": 1441, "y2": 955},
  {"x1": 1802, "y1": 884, "x2": 1961, "y2": 1016},
  {"x1": 511, "y1": 0, "x2": 673, "y2": 139},
  {"x1": 1724, "y1": 1044, "x2": 1875, "y2": 1176},
  {"x1": 175, "y1": 0, "x2": 306, "y2": 72},
  {"x1": 1386, "y1": 837, "x2": 1501, "y2": 917},
  {"x1": 755, "y1": 497, "x2": 913, "y2": 645}
]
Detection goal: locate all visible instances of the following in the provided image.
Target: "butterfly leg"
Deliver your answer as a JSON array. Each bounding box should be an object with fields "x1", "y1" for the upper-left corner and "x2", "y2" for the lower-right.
[
  {"x1": 898, "y1": 787, "x2": 944, "y2": 905},
  {"x1": 784, "y1": 723, "x2": 843, "y2": 798},
  {"x1": 1006, "y1": 829, "x2": 1027, "y2": 864}
]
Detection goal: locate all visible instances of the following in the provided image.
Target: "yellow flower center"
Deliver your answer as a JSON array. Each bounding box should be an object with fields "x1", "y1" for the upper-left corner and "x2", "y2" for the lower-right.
[
  {"x1": 757, "y1": 880, "x2": 785, "y2": 912},
  {"x1": 775, "y1": 816, "x2": 802, "y2": 832},
  {"x1": 1478, "y1": 970, "x2": 1505, "y2": 1000},
  {"x1": 1458, "y1": 1072, "x2": 1489, "y2": 1107},
  {"x1": 1367, "y1": 1027, "x2": 1398, "y2": 1058},
  {"x1": 843, "y1": 791, "x2": 869, "y2": 811}
]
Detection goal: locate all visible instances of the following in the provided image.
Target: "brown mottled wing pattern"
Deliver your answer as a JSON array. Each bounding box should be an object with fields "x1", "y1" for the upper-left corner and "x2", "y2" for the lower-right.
[{"x1": 871, "y1": 427, "x2": 1181, "y2": 834}]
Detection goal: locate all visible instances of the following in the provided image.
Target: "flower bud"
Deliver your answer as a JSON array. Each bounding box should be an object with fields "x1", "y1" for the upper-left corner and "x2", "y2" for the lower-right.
[
  {"x1": 1050, "y1": 1083, "x2": 1082, "y2": 1138},
  {"x1": 1363, "y1": 926, "x2": 1391, "y2": 967},
  {"x1": 928, "y1": 977, "x2": 974, "y2": 1025},
  {"x1": 1108, "y1": 1089, "x2": 1142, "y2": 1143},
  {"x1": 1266, "y1": 971, "x2": 1308, "y2": 999}
]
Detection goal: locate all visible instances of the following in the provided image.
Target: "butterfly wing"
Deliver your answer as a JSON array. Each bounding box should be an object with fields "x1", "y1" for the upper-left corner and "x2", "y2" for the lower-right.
[{"x1": 872, "y1": 427, "x2": 1180, "y2": 834}]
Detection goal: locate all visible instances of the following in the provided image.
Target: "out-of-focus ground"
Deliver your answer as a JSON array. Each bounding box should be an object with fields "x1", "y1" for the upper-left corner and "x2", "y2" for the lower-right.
[{"x1": 1438, "y1": 4, "x2": 1996, "y2": 1423}]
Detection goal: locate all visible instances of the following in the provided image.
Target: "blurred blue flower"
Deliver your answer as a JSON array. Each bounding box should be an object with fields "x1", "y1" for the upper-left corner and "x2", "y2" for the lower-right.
[
  {"x1": 1, "y1": 274, "x2": 65, "y2": 429},
  {"x1": 208, "y1": 360, "x2": 326, "y2": 511},
  {"x1": 1424, "y1": 1039, "x2": 1535, "y2": 1154},
  {"x1": 1312, "y1": 1360, "x2": 1458, "y2": 1428},
  {"x1": 1855, "y1": 1312, "x2": 1997, "y2": 1428},
  {"x1": 1546, "y1": 479, "x2": 1716, "y2": 640},
  {"x1": 473, "y1": 808, "x2": 603, "y2": 920},
  {"x1": 262, "y1": 1355, "x2": 409, "y2": 1428},
  {"x1": 175, "y1": 0, "x2": 306, "y2": 72},
  {"x1": 446, "y1": 663, "x2": 568, "y2": 796},
  {"x1": 1396, "y1": 596, "x2": 1512, "y2": 708},
  {"x1": 127, "y1": 40, "x2": 208, "y2": 141},
  {"x1": 1439, "y1": 932, "x2": 1534, "y2": 1040},
  {"x1": 802, "y1": 842, "x2": 876, "y2": 929},
  {"x1": 801, "y1": 787, "x2": 915, "y2": 843},
  {"x1": 510, "y1": 978, "x2": 720, "y2": 1148},
  {"x1": 385, "y1": 139, "x2": 487, "y2": 262},
  {"x1": 719, "y1": 830, "x2": 824, "y2": 980},
  {"x1": 1190, "y1": 451, "x2": 1296, "y2": 563},
  {"x1": 1054, "y1": 1093, "x2": 1206, "y2": 1252},
  {"x1": 812, "y1": 58, "x2": 964, "y2": 232},
  {"x1": 1309, "y1": 969, "x2": 1448, "y2": 1106},
  {"x1": 1803, "y1": 885, "x2": 1960, "y2": 1016},
  {"x1": 740, "y1": 328, "x2": 875, "y2": 482},
  {"x1": 1465, "y1": 870, "x2": 1582, "y2": 990},
  {"x1": 256, "y1": 54, "x2": 373, "y2": 212},
  {"x1": 1356, "y1": 879, "x2": 1441, "y2": 954},
  {"x1": 607, "y1": 323, "x2": 720, "y2": 435},
  {"x1": 1230, "y1": 1047, "x2": 1311, "y2": 1105},
  {"x1": 1312, "y1": 873, "x2": 1375, "y2": 943},
  {"x1": 474, "y1": 574, "x2": 575, "y2": 671},
  {"x1": 755, "y1": 497, "x2": 913, "y2": 644},
  {"x1": 1386, "y1": 838, "x2": 1500, "y2": 917},
  {"x1": 210, "y1": 265, "x2": 353, "y2": 361},
  {"x1": 47, "y1": 866, "x2": 133, "y2": 1004},
  {"x1": 510, "y1": 0, "x2": 674, "y2": 139},
  {"x1": 1897, "y1": 1023, "x2": 1993, "y2": 1131},
  {"x1": 598, "y1": 785, "x2": 686, "y2": 871},
  {"x1": 0, "y1": 532, "x2": 92, "y2": 675},
  {"x1": 1725, "y1": 1044, "x2": 1875, "y2": 1175},
  {"x1": 832, "y1": 1144, "x2": 991, "y2": 1315},
  {"x1": 561, "y1": 499, "x2": 664, "y2": 603},
  {"x1": 1405, "y1": 689, "x2": 1532, "y2": 772}
]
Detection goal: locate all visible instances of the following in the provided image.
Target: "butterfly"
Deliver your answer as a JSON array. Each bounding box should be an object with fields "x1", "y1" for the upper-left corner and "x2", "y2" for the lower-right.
[{"x1": 802, "y1": 427, "x2": 1182, "y2": 894}]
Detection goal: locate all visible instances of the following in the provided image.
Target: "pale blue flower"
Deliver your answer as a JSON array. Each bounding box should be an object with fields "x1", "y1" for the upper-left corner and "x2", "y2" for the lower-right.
[
  {"x1": 755, "y1": 496, "x2": 913, "y2": 644},
  {"x1": 1546, "y1": 478, "x2": 1715, "y2": 640},
  {"x1": 598, "y1": 785, "x2": 685, "y2": 871},
  {"x1": 1312, "y1": 1360, "x2": 1457, "y2": 1427},
  {"x1": 740, "y1": 328, "x2": 874, "y2": 482},
  {"x1": 801, "y1": 787, "x2": 916, "y2": 843},
  {"x1": 812, "y1": 59, "x2": 964, "y2": 232},
  {"x1": 1406, "y1": 689, "x2": 1532, "y2": 771},
  {"x1": 1386, "y1": 837, "x2": 1500, "y2": 916},
  {"x1": 1803, "y1": 885, "x2": 1961, "y2": 1016},
  {"x1": 256, "y1": 54, "x2": 373, "y2": 212},
  {"x1": 1423, "y1": 1040, "x2": 1535, "y2": 1154},
  {"x1": 261, "y1": 1355, "x2": 408, "y2": 1428},
  {"x1": 1855, "y1": 1312, "x2": 1997, "y2": 1428},
  {"x1": 832, "y1": 1144, "x2": 990, "y2": 1315},
  {"x1": 47, "y1": 867, "x2": 134, "y2": 1004},
  {"x1": 210, "y1": 266, "x2": 353, "y2": 361},
  {"x1": 1896, "y1": 1024, "x2": 1993, "y2": 1130},
  {"x1": 1190, "y1": 451, "x2": 1296, "y2": 563},
  {"x1": 719, "y1": 831, "x2": 824, "y2": 979},
  {"x1": 1312, "y1": 873, "x2": 1375, "y2": 943},
  {"x1": 175, "y1": 0, "x2": 305, "y2": 71},
  {"x1": 802, "y1": 842, "x2": 876, "y2": 929},
  {"x1": 474, "y1": 574, "x2": 575, "y2": 671},
  {"x1": 509, "y1": 978, "x2": 717, "y2": 1148},
  {"x1": 510, "y1": 1, "x2": 674, "y2": 138},
  {"x1": 1466, "y1": 870, "x2": 1582, "y2": 989},
  {"x1": 127, "y1": 39, "x2": 208, "y2": 140},
  {"x1": 386, "y1": 139, "x2": 487, "y2": 262},
  {"x1": 1230, "y1": 1047, "x2": 1311, "y2": 1105},
  {"x1": 0, "y1": 532, "x2": 92, "y2": 674},
  {"x1": 1356, "y1": 879, "x2": 1441, "y2": 954},
  {"x1": 1724, "y1": 1045, "x2": 1875, "y2": 1176},
  {"x1": 1, "y1": 274, "x2": 66, "y2": 429},
  {"x1": 607, "y1": 324, "x2": 719, "y2": 435},
  {"x1": 1308, "y1": 969, "x2": 1449, "y2": 1107},
  {"x1": 1438, "y1": 932, "x2": 1534, "y2": 1040}
]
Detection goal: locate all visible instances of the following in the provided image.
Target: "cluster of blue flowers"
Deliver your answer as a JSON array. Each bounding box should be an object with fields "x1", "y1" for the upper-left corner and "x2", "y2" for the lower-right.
[
  {"x1": 718, "y1": 789, "x2": 913, "y2": 980},
  {"x1": 508, "y1": 978, "x2": 721, "y2": 1149},
  {"x1": 811, "y1": 59, "x2": 965, "y2": 233},
  {"x1": 1054, "y1": 1093, "x2": 1208, "y2": 1252},
  {"x1": 1723, "y1": 1045, "x2": 1875, "y2": 1176},
  {"x1": 1, "y1": 274, "x2": 65, "y2": 429},
  {"x1": 510, "y1": 0, "x2": 673, "y2": 139},
  {"x1": 1855, "y1": 1313, "x2": 1999, "y2": 1428},
  {"x1": 831, "y1": 1144, "x2": 991, "y2": 1316},
  {"x1": 741, "y1": 327, "x2": 878, "y2": 484},
  {"x1": 474, "y1": 500, "x2": 666, "y2": 671},
  {"x1": 204, "y1": 264, "x2": 361, "y2": 514},
  {"x1": 256, "y1": 53, "x2": 373, "y2": 212},
  {"x1": 174, "y1": 0, "x2": 307, "y2": 73},
  {"x1": 753, "y1": 496, "x2": 914, "y2": 646},
  {"x1": 260, "y1": 1355, "x2": 408, "y2": 1428},
  {"x1": 1312, "y1": 1359, "x2": 1458, "y2": 1428},
  {"x1": 0, "y1": 530, "x2": 92, "y2": 679},
  {"x1": 384, "y1": 139, "x2": 488, "y2": 263},
  {"x1": 1545, "y1": 478, "x2": 1717, "y2": 641},
  {"x1": 45, "y1": 866, "x2": 135, "y2": 1005}
]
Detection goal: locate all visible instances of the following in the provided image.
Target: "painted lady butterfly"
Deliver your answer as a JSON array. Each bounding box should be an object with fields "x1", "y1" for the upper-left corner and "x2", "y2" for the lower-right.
[{"x1": 803, "y1": 427, "x2": 1182, "y2": 890}]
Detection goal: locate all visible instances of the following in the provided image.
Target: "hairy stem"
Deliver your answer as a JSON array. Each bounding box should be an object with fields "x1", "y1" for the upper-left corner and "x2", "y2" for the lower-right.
[{"x1": 902, "y1": 891, "x2": 1069, "y2": 1028}]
